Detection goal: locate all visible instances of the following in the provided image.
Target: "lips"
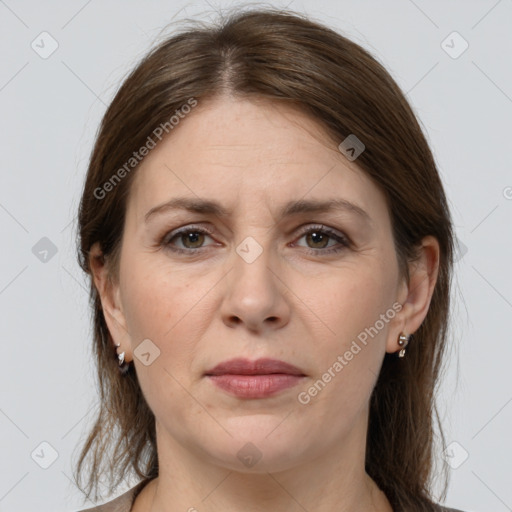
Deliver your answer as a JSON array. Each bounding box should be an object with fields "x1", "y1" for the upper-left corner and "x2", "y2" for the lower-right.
[
  {"x1": 205, "y1": 357, "x2": 305, "y2": 377},
  {"x1": 205, "y1": 358, "x2": 306, "y2": 399}
]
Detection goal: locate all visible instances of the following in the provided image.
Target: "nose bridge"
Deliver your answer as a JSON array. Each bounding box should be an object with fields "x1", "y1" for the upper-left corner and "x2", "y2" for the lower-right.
[
  {"x1": 220, "y1": 231, "x2": 290, "y2": 330},
  {"x1": 232, "y1": 232, "x2": 277, "y2": 301}
]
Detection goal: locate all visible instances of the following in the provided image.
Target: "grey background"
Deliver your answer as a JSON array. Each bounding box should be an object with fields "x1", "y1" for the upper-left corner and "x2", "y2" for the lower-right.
[{"x1": 1, "y1": 1, "x2": 511, "y2": 511}]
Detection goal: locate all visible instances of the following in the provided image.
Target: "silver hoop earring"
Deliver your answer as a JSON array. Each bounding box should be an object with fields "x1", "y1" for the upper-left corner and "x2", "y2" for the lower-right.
[
  {"x1": 397, "y1": 333, "x2": 410, "y2": 358},
  {"x1": 114, "y1": 343, "x2": 130, "y2": 374}
]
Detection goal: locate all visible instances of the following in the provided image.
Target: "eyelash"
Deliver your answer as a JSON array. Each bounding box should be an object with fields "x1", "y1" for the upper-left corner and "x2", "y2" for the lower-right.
[{"x1": 160, "y1": 224, "x2": 350, "y2": 256}]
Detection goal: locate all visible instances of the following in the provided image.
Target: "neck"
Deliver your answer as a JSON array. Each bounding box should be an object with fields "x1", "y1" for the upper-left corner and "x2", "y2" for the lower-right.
[{"x1": 132, "y1": 419, "x2": 393, "y2": 512}]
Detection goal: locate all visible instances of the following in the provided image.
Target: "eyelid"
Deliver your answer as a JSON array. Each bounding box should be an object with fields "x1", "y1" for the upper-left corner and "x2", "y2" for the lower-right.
[
  {"x1": 166, "y1": 223, "x2": 215, "y2": 238},
  {"x1": 294, "y1": 223, "x2": 348, "y2": 240}
]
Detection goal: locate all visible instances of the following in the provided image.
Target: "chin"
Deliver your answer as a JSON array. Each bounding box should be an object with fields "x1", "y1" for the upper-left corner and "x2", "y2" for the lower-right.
[
  {"x1": 211, "y1": 443, "x2": 306, "y2": 474},
  {"x1": 204, "y1": 417, "x2": 309, "y2": 473}
]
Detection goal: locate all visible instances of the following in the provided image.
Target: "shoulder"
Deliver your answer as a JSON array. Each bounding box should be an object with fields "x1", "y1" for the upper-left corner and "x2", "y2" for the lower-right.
[
  {"x1": 437, "y1": 506, "x2": 467, "y2": 512},
  {"x1": 73, "y1": 480, "x2": 150, "y2": 512}
]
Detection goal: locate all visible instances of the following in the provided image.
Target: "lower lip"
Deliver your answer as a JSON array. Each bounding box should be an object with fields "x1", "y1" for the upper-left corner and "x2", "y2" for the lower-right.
[{"x1": 207, "y1": 374, "x2": 305, "y2": 398}]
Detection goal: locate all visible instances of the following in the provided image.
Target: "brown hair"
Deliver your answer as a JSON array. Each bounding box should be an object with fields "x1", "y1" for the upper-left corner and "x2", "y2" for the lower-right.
[{"x1": 74, "y1": 6, "x2": 455, "y2": 510}]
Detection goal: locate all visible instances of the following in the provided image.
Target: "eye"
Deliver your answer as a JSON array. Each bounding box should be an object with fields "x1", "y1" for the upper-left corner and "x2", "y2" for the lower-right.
[
  {"x1": 160, "y1": 223, "x2": 350, "y2": 256},
  {"x1": 162, "y1": 225, "x2": 216, "y2": 254},
  {"x1": 293, "y1": 224, "x2": 349, "y2": 255}
]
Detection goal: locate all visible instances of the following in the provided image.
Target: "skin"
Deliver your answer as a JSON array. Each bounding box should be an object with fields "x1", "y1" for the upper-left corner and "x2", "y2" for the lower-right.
[{"x1": 90, "y1": 94, "x2": 439, "y2": 512}]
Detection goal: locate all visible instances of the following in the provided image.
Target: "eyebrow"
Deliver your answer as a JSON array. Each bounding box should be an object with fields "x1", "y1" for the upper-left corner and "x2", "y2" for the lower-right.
[{"x1": 144, "y1": 197, "x2": 373, "y2": 225}]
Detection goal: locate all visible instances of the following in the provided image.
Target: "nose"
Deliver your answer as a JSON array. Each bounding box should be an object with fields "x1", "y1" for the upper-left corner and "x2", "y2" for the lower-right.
[{"x1": 220, "y1": 240, "x2": 291, "y2": 333}]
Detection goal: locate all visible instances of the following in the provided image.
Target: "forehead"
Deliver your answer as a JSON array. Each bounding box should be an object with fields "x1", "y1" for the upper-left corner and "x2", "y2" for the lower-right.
[{"x1": 127, "y1": 95, "x2": 388, "y2": 226}]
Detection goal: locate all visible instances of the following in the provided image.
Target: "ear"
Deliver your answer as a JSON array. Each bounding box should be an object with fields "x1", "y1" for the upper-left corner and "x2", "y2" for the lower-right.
[
  {"x1": 89, "y1": 242, "x2": 132, "y2": 361},
  {"x1": 386, "y1": 235, "x2": 440, "y2": 354}
]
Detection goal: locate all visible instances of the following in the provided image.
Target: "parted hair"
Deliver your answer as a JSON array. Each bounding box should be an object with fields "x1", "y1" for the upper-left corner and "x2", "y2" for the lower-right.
[{"x1": 74, "y1": 6, "x2": 455, "y2": 510}]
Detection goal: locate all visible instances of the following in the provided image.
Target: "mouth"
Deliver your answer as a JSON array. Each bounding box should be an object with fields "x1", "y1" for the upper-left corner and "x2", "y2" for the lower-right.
[{"x1": 204, "y1": 358, "x2": 306, "y2": 399}]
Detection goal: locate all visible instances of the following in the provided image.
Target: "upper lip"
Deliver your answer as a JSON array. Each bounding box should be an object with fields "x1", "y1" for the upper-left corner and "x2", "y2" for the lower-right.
[{"x1": 205, "y1": 358, "x2": 305, "y2": 376}]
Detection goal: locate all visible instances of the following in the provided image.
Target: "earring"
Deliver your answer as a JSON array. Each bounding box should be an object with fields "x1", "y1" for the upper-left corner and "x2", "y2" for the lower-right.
[
  {"x1": 114, "y1": 343, "x2": 130, "y2": 374},
  {"x1": 397, "y1": 333, "x2": 410, "y2": 358}
]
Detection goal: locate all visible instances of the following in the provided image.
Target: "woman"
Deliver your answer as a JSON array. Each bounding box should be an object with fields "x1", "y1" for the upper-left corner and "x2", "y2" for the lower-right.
[{"x1": 73, "y1": 7, "x2": 464, "y2": 512}]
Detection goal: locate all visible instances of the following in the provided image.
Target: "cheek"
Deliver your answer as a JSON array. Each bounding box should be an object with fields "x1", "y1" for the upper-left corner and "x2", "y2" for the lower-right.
[
  {"x1": 122, "y1": 273, "x2": 175, "y2": 339},
  {"x1": 119, "y1": 262, "x2": 200, "y2": 414},
  {"x1": 120, "y1": 256, "x2": 213, "y2": 367},
  {"x1": 297, "y1": 266, "x2": 392, "y2": 393},
  {"x1": 303, "y1": 268, "x2": 391, "y2": 339},
  {"x1": 120, "y1": 249, "x2": 187, "y2": 333}
]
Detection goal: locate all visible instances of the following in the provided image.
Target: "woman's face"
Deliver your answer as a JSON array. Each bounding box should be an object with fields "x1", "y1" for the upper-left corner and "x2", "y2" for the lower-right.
[{"x1": 102, "y1": 95, "x2": 414, "y2": 473}]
